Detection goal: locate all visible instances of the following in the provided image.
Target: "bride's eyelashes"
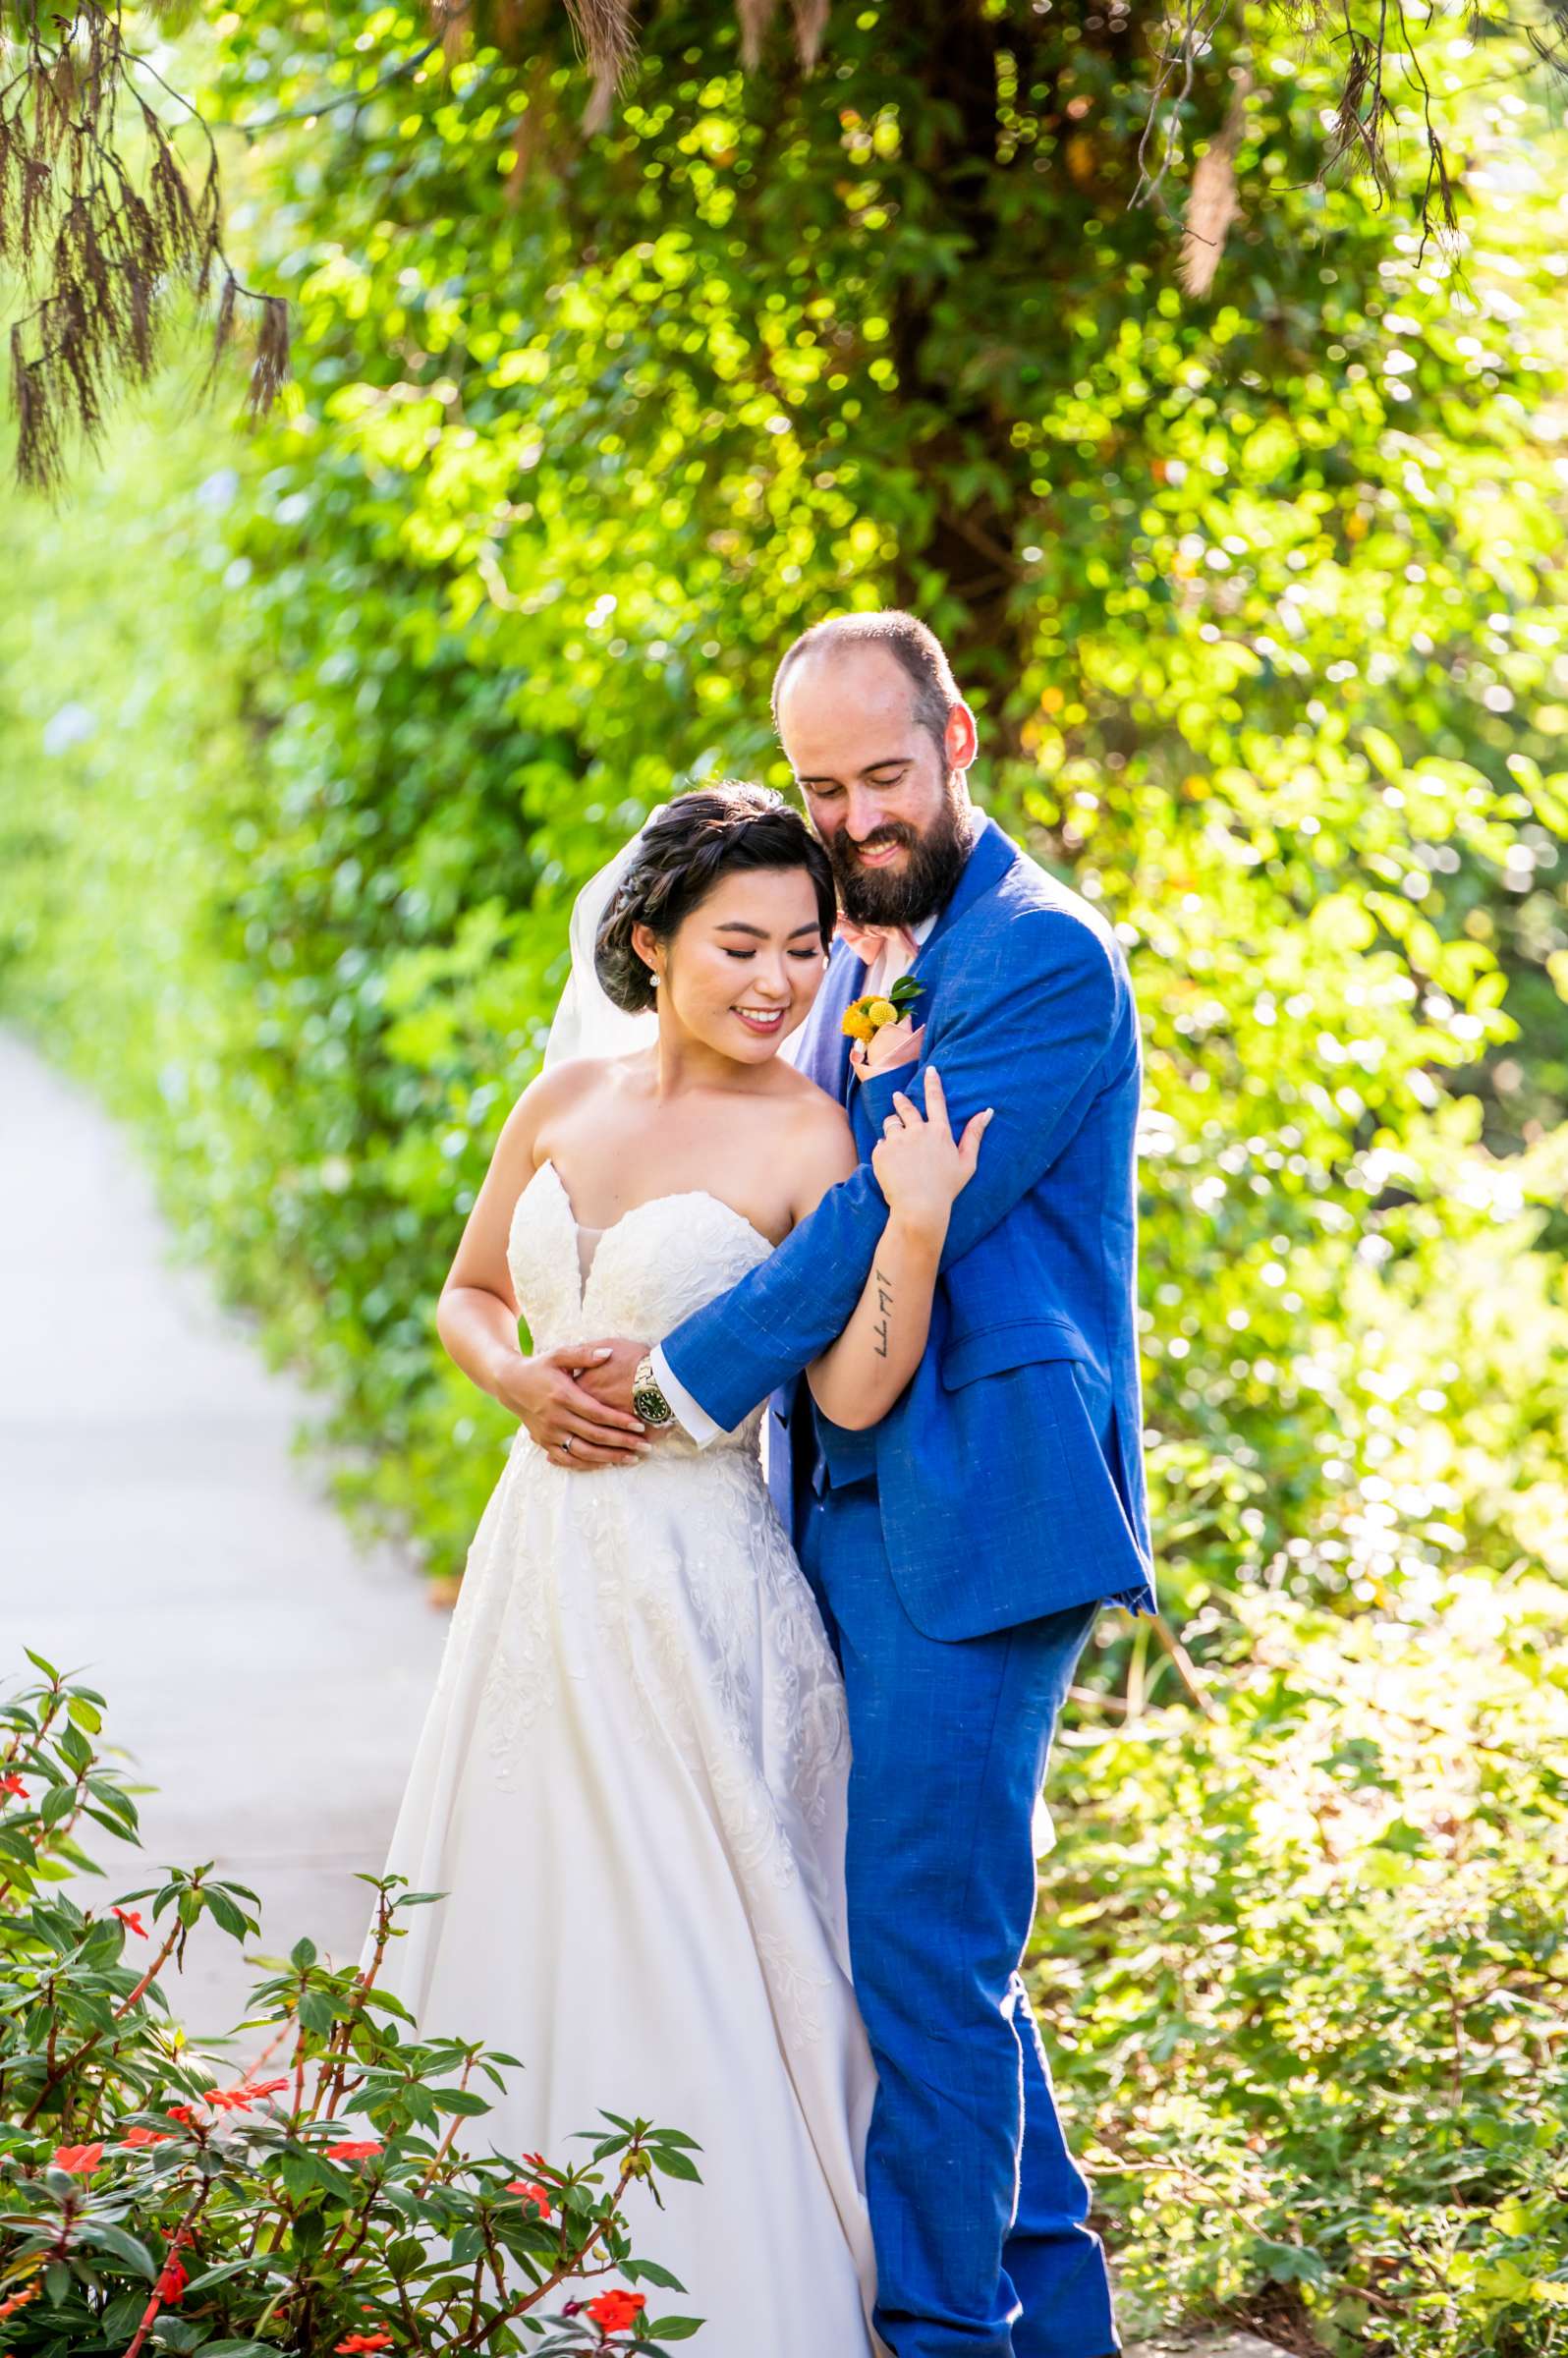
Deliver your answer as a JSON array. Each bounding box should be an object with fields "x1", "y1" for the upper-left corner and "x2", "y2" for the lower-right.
[{"x1": 721, "y1": 948, "x2": 822, "y2": 963}]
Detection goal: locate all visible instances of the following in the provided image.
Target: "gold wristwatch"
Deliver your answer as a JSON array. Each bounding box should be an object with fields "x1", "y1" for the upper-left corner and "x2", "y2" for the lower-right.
[{"x1": 632, "y1": 1353, "x2": 676, "y2": 1428}]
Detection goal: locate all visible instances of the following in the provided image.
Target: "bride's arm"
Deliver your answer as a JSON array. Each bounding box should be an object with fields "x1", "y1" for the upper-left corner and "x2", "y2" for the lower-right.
[
  {"x1": 801, "y1": 1070, "x2": 991, "y2": 1433},
  {"x1": 437, "y1": 1066, "x2": 650, "y2": 1468}
]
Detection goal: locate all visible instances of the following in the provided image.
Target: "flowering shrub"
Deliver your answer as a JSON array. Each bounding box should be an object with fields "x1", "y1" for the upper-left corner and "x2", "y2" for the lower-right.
[{"x1": 0, "y1": 1654, "x2": 702, "y2": 2353}]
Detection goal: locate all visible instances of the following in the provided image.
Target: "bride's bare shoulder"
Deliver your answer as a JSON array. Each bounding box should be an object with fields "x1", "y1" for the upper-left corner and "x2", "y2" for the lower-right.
[
  {"x1": 767, "y1": 1058, "x2": 845, "y2": 1122},
  {"x1": 768, "y1": 1069, "x2": 859, "y2": 1204},
  {"x1": 489, "y1": 1054, "x2": 619, "y2": 1169},
  {"x1": 520, "y1": 1053, "x2": 620, "y2": 1113}
]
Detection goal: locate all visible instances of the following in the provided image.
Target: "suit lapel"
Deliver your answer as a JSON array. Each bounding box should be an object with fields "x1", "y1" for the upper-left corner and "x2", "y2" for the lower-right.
[{"x1": 906, "y1": 813, "x2": 1019, "y2": 983}]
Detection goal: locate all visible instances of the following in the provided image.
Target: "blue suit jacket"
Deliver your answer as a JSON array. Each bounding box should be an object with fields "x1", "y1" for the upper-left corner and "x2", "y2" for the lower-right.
[{"x1": 661, "y1": 814, "x2": 1156, "y2": 1641}]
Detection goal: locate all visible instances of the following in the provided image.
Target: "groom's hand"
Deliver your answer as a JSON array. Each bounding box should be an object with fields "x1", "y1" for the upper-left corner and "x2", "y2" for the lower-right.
[{"x1": 573, "y1": 1337, "x2": 648, "y2": 1423}]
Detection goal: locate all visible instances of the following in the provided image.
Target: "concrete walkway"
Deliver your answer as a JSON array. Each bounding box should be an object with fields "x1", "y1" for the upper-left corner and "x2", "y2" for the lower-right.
[{"x1": 0, "y1": 1028, "x2": 445, "y2": 2039}]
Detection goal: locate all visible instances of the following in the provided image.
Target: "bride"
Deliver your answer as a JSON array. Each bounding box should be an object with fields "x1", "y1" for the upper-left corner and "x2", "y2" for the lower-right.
[{"x1": 372, "y1": 785, "x2": 988, "y2": 2355}]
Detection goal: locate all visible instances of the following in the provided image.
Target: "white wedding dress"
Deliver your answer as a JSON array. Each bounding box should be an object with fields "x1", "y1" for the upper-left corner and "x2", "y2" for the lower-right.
[{"x1": 374, "y1": 1158, "x2": 880, "y2": 2354}]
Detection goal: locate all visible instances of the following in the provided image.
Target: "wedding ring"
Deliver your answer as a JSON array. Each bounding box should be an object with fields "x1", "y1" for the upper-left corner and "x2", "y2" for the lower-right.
[{"x1": 563, "y1": 1435, "x2": 574, "y2": 1454}]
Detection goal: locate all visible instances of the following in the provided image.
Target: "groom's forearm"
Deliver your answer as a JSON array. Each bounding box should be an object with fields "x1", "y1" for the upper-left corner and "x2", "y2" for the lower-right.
[
  {"x1": 658, "y1": 1172, "x2": 888, "y2": 1434},
  {"x1": 656, "y1": 926, "x2": 1129, "y2": 1432}
]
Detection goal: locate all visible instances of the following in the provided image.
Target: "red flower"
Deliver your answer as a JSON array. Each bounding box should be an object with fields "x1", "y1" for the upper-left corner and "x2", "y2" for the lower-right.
[
  {"x1": 121, "y1": 2125, "x2": 171, "y2": 2147},
  {"x1": 154, "y1": 2256, "x2": 189, "y2": 2304},
  {"x1": 0, "y1": 2285, "x2": 39, "y2": 2319},
  {"x1": 325, "y1": 2138, "x2": 384, "y2": 2163},
  {"x1": 0, "y1": 1773, "x2": 27, "y2": 1802},
  {"x1": 504, "y1": 2177, "x2": 552, "y2": 2218},
  {"x1": 51, "y1": 2143, "x2": 103, "y2": 2176},
  {"x1": 202, "y1": 2073, "x2": 292, "y2": 2112},
  {"x1": 112, "y1": 1906, "x2": 147, "y2": 1938},
  {"x1": 204, "y1": 2085, "x2": 258, "y2": 2111},
  {"x1": 165, "y1": 2105, "x2": 199, "y2": 2125},
  {"x1": 587, "y1": 2288, "x2": 647, "y2": 2333},
  {"x1": 334, "y1": 2336, "x2": 393, "y2": 2353},
  {"x1": 521, "y1": 2151, "x2": 549, "y2": 2169}
]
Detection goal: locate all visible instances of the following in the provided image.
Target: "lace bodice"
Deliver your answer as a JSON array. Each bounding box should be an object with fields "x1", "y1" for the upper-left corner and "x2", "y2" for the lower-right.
[{"x1": 507, "y1": 1160, "x2": 774, "y2": 1452}]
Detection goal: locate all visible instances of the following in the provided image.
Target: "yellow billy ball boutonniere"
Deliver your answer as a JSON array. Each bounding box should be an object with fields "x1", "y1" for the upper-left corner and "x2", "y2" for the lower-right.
[{"x1": 842, "y1": 973, "x2": 924, "y2": 1047}]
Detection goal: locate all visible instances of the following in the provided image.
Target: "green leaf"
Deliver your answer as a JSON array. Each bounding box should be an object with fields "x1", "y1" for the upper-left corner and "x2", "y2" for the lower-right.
[
  {"x1": 182, "y1": 2258, "x2": 284, "y2": 2296},
  {"x1": 645, "y1": 2317, "x2": 704, "y2": 2341},
  {"x1": 432, "y1": 2086, "x2": 492, "y2": 2116},
  {"x1": 151, "y1": 2322, "x2": 205, "y2": 2353},
  {"x1": 203, "y1": 1886, "x2": 251, "y2": 1940},
  {"x1": 622, "y1": 2259, "x2": 687, "y2": 2290},
  {"x1": 56, "y1": 1723, "x2": 92, "y2": 1773},
  {"x1": 298, "y1": 1988, "x2": 336, "y2": 2037},
  {"x1": 100, "y1": 2293, "x2": 147, "y2": 2338},
  {"x1": 74, "y1": 2221, "x2": 154, "y2": 2277}
]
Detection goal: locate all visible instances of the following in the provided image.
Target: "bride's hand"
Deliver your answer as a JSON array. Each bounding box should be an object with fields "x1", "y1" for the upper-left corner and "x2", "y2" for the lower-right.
[
  {"x1": 501, "y1": 1345, "x2": 652, "y2": 1470},
  {"x1": 870, "y1": 1068, "x2": 992, "y2": 1238}
]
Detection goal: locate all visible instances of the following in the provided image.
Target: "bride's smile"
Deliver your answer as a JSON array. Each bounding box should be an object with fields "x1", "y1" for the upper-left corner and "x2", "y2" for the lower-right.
[{"x1": 733, "y1": 1000, "x2": 788, "y2": 1037}]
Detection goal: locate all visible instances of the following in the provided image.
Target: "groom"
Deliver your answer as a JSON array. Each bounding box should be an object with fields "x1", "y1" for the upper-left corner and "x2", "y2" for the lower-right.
[{"x1": 578, "y1": 611, "x2": 1154, "y2": 2358}]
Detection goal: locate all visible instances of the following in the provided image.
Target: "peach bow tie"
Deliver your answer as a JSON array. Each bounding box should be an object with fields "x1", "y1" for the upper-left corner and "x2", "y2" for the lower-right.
[{"x1": 835, "y1": 916, "x2": 919, "y2": 970}]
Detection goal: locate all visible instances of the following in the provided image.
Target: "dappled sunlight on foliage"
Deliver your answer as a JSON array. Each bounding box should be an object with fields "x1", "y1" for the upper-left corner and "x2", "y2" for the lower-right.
[{"x1": 4, "y1": 7, "x2": 1564, "y2": 1604}]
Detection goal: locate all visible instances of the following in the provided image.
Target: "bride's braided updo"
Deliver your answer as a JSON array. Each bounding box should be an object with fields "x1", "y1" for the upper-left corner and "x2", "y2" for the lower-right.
[{"x1": 594, "y1": 785, "x2": 835, "y2": 1014}]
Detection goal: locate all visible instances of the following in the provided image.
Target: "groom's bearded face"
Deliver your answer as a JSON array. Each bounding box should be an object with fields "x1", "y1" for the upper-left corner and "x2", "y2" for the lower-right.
[
  {"x1": 821, "y1": 776, "x2": 972, "y2": 929},
  {"x1": 780, "y1": 648, "x2": 975, "y2": 929}
]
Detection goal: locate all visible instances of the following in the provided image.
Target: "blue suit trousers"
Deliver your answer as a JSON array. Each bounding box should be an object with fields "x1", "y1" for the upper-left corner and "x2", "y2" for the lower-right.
[{"x1": 800, "y1": 1481, "x2": 1119, "y2": 2358}]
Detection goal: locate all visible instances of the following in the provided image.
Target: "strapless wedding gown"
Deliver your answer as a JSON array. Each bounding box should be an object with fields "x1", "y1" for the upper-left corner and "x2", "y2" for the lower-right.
[{"x1": 374, "y1": 1159, "x2": 879, "y2": 2354}]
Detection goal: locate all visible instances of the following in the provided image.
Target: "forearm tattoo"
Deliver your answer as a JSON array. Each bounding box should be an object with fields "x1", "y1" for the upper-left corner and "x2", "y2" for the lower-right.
[{"x1": 872, "y1": 1263, "x2": 894, "y2": 1360}]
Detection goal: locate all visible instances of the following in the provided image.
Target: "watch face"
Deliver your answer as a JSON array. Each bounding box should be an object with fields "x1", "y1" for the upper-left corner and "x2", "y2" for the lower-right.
[{"x1": 632, "y1": 1382, "x2": 674, "y2": 1428}]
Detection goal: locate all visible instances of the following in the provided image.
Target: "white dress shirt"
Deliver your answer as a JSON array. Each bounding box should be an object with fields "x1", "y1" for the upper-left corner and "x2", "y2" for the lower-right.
[{"x1": 652, "y1": 912, "x2": 935, "y2": 1447}]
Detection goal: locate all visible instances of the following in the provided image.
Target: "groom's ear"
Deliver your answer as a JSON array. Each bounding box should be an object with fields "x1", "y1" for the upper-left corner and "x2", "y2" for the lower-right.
[{"x1": 945, "y1": 701, "x2": 979, "y2": 773}]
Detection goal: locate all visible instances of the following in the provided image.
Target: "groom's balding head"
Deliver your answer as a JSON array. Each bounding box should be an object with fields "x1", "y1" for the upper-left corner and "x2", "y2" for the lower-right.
[
  {"x1": 772, "y1": 610, "x2": 979, "y2": 928},
  {"x1": 771, "y1": 610, "x2": 961, "y2": 763}
]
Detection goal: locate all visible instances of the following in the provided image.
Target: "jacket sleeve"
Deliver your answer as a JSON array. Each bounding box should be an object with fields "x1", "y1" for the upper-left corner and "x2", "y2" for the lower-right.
[{"x1": 659, "y1": 912, "x2": 1125, "y2": 1432}]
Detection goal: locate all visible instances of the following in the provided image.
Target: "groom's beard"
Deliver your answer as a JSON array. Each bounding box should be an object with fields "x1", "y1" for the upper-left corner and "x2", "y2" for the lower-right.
[{"x1": 827, "y1": 781, "x2": 974, "y2": 929}]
